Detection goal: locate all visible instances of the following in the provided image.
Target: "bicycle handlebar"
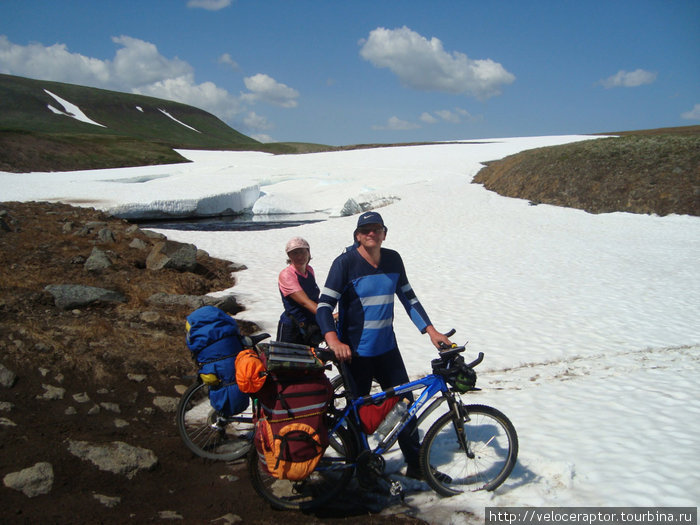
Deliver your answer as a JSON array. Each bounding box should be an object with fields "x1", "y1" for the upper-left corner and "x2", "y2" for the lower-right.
[{"x1": 466, "y1": 352, "x2": 484, "y2": 369}]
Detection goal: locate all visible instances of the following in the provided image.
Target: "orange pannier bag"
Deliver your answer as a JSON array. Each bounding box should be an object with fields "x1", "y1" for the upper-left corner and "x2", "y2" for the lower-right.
[
  {"x1": 255, "y1": 419, "x2": 325, "y2": 481},
  {"x1": 252, "y1": 362, "x2": 333, "y2": 481},
  {"x1": 235, "y1": 349, "x2": 267, "y2": 394}
]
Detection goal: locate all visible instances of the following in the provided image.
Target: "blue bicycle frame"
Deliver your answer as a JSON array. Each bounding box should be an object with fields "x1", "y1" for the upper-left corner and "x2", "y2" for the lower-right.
[{"x1": 330, "y1": 371, "x2": 450, "y2": 456}]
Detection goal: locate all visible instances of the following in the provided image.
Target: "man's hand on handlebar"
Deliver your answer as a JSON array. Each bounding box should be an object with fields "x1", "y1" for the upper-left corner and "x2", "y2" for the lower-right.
[
  {"x1": 426, "y1": 325, "x2": 453, "y2": 350},
  {"x1": 324, "y1": 331, "x2": 352, "y2": 362}
]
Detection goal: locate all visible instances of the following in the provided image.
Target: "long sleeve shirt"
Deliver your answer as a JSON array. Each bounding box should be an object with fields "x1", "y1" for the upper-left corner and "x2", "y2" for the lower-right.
[{"x1": 316, "y1": 245, "x2": 431, "y2": 357}]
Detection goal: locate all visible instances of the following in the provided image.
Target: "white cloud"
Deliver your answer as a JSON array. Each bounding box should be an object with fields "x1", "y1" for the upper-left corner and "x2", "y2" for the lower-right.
[
  {"x1": 241, "y1": 73, "x2": 299, "y2": 108},
  {"x1": 0, "y1": 35, "x2": 112, "y2": 87},
  {"x1": 0, "y1": 35, "x2": 299, "y2": 137},
  {"x1": 217, "y1": 53, "x2": 240, "y2": 71},
  {"x1": 186, "y1": 0, "x2": 232, "y2": 11},
  {"x1": 420, "y1": 112, "x2": 438, "y2": 124},
  {"x1": 435, "y1": 109, "x2": 463, "y2": 123},
  {"x1": 134, "y1": 76, "x2": 242, "y2": 120},
  {"x1": 359, "y1": 26, "x2": 515, "y2": 99},
  {"x1": 243, "y1": 111, "x2": 273, "y2": 131},
  {"x1": 681, "y1": 103, "x2": 700, "y2": 120},
  {"x1": 599, "y1": 69, "x2": 657, "y2": 88},
  {"x1": 372, "y1": 116, "x2": 420, "y2": 131},
  {"x1": 421, "y1": 108, "x2": 478, "y2": 125},
  {"x1": 110, "y1": 36, "x2": 193, "y2": 90},
  {"x1": 251, "y1": 133, "x2": 273, "y2": 143}
]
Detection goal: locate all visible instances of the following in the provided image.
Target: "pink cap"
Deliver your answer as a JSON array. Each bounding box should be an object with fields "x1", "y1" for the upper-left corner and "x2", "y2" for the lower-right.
[{"x1": 285, "y1": 237, "x2": 310, "y2": 253}]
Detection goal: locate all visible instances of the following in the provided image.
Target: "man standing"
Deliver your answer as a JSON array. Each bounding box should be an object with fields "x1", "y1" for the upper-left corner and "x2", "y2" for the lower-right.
[{"x1": 316, "y1": 211, "x2": 451, "y2": 479}]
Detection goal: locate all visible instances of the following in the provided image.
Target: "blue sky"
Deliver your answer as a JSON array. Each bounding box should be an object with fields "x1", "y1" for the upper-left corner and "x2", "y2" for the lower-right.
[{"x1": 1, "y1": 0, "x2": 698, "y2": 145}]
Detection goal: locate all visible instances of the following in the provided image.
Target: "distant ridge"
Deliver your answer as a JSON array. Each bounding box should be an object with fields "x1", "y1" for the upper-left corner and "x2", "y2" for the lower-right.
[
  {"x1": 0, "y1": 74, "x2": 312, "y2": 172},
  {"x1": 474, "y1": 128, "x2": 700, "y2": 217}
]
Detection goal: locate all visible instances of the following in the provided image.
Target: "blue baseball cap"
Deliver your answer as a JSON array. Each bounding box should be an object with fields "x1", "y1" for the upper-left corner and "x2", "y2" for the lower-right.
[
  {"x1": 356, "y1": 211, "x2": 385, "y2": 229},
  {"x1": 354, "y1": 211, "x2": 387, "y2": 244}
]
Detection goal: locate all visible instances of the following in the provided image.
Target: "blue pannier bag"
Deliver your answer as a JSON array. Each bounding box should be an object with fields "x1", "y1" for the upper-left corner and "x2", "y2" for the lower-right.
[{"x1": 185, "y1": 306, "x2": 249, "y2": 416}]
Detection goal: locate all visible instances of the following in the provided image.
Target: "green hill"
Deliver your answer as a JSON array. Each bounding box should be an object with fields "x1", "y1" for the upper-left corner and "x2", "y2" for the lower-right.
[
  {"x1": 0, "y1": 74, "x2": 326, "y2": 172},
  {"x1": 473, "y1": 126, "x2": 700, "y2": 216}
]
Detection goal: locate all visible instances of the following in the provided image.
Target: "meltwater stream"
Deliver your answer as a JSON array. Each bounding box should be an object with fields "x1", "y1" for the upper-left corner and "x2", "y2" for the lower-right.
[{"x1": 138, "y1": 212, "x2": 326, "y2": 232}]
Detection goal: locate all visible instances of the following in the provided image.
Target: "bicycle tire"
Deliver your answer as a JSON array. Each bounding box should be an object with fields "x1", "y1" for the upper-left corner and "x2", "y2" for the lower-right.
[
  {"x1": 419, "y1": 404, "x2": 518, "y2": 495},
  {"x1": 176, "y1": 381, "x2": 254, "y2": 461},
  {"x1": 247, "y1": 423, "x2": 357, "y2": 510}
]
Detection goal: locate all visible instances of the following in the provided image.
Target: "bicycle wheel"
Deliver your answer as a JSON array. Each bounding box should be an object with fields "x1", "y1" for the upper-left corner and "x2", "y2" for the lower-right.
[
  {"x1": 248, "y1": 424, "x2": 356, "y2": 510},
  {"x1": 329, "y1": 374, "x2": 345, "y2": 410},
  {"x1": 420, "y1": 404, "x2": 518, "y2": 495},
  {"x1": 176, "y1": 381, "x2": 254, "y2": 461}
]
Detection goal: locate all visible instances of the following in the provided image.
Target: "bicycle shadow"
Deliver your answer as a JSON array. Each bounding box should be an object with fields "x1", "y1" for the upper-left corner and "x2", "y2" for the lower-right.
[
  {"x1": 492, "y1": 459, "x2": 538, "y2": 493},
  {"x1": 307, "y1": 476, "x2": 420, "y2": 519},
  {"x1": 309, "y1": 457, "x2": 538, "y2": 519}
]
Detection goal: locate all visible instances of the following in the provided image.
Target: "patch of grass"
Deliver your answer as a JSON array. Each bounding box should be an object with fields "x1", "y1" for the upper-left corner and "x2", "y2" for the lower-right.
[{"x1": 473, "y1": 128, "x2": 700, "y2": 216}]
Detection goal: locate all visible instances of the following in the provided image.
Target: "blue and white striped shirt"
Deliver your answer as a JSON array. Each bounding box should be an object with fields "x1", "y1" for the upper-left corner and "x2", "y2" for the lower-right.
[{"x1": 316, "y1": 245, "x2": 431, "y2": 357}]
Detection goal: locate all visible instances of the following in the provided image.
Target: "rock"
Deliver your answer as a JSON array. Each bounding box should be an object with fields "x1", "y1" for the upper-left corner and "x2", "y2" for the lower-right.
[
  {"x1": 44, "y1": 284, "x2": 127, "y2": 310},
  {"x1": 212, "y1": 294, "x2": 242, "y2": 313},
  {"x1": 0, "y1": 401, "x2": 14, "y2": 411},
  {"x1": 142, "y1": 229, "x2": 166, "y2": 241},
  {"x1": 211, "y1": 513, "x2": 243, "y2": 524},
  {"x1": 0, "y1": 417, "x2": 17, "y2": 427},
  {"x1": 140, "y1": 311, "x2": 160, "y2": 323},
  {"x1": 97, "y1": 228, "x2": 116, "y2": 243},
  {"x1": 127, "y1": 373, "x2": 147, "y2": 383},
  {"x1": 85, "y1": 221, "x2": 108, "y2": 231},
  {"x1": 153, "y1": 396, "x2": 179, "y2": 413},
  {"x1": 0, "y1": 363, "x2": 17, "y2": 388},
  {"x1": 100, "y1": 402, "x2": 120, "y2": 413},
  {"x1": 93, "y1": 493, "x2": 121, "y2": 508},
  {"x1": 147, "y1": 292, "x2": 241, "y2": 313},
  {"x1": 129, "y1": 238, "x2": 148, "y2": 250},
  {"x1": 67, "y1": 440, "x2": 158, "y2": 479},
  {"x1": 219, "y1": 474, "x2": 239, "y2": 482},
  {"x1": 84, "y1": 247, "x2": 113, "y2": 271},
  {"x1": 158, "y1": 510, "x2": 183, "y2": 520},
  {"x1": 228, "y1": 262, "x2": 247, "y2": 272},
  {"x1": 36, "y1": 384, "x2": 66, "y2": 400},
  {"x1": 73, "y1": 392, "x2": 91, "y2": 403},
  {"x1": 146, "y1": 240, "x2": 197, "y2": 271},
  {"x1": 3, "y1": 462, "x2": 54, "y2": 497}
]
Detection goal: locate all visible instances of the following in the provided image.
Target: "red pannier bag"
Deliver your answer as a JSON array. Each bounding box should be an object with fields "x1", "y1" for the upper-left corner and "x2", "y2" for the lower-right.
[
  {"x1": 358, "y1": 397, "x2": 400, "y2": 434},
  {"x1": 252, "y1": 341, "x2": 333, "y2": 481}
]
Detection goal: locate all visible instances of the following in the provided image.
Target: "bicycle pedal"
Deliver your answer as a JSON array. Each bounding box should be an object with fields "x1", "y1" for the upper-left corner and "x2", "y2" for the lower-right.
[{"x1": 388, "y1": 479, "x2": 404, "y2": 498}]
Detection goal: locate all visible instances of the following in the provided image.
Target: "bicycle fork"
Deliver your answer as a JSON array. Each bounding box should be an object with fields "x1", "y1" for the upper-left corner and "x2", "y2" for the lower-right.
[{"x1": 447, "y1": 398, "x2": 475, "y2": 459}]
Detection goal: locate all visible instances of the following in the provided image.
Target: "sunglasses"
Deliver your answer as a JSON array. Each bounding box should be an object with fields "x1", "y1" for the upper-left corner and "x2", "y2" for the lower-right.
[{"x1": 357, "y1": 225, "x2": 386, "y2": 235}]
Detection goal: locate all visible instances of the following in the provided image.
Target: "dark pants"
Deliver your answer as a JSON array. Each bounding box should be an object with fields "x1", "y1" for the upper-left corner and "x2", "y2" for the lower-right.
[
  {"x1": 277, "y1": 312, "x2": 324, "y2": 346},
  {"x1": 345, "y1": 347, "x2": 420, "y2": 469}
]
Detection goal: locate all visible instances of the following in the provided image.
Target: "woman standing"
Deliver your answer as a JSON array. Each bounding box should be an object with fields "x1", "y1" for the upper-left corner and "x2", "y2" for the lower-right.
[{"x1": 277, "y1": 237, "x2": 322, "y2": 345}]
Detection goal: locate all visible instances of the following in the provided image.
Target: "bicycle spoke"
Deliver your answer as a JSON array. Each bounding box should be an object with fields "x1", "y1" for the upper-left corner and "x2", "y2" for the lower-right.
[
  {"x1": 176, "y1": 382, "x2": 254, "y2": 461},
  {"x1": 420, "y1": 404, "x2": 518, "y2": 495}
]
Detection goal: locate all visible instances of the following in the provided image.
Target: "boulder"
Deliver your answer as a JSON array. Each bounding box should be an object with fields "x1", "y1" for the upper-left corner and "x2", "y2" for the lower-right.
[
  {"x1": 3, "y1": 462, "x2": 54, "y2": 497},
  {"x1": 67, "y1": 440, "x2": 158, "y2": 479},
  {"x1": 84, "y1": 247, "x2": 113, "y2": 271},
  {"x1": 0, "y1": 363, "x2": 17, "y2": 388},
  {"x1": 44, "y1": 284, "x2": 127, "y2": 310},
  {"x1": 147, "y1": 292, "x2": 241, "y2": 313},
  {"x1": 146, "y1": 240, "x2": 197, "y2": 271}
]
